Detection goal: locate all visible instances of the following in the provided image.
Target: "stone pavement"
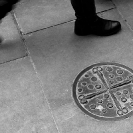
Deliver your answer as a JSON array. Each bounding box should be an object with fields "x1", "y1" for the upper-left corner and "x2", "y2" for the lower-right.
[{"x1": 0, "y1": 0, "x2": 133, "y2": 132}]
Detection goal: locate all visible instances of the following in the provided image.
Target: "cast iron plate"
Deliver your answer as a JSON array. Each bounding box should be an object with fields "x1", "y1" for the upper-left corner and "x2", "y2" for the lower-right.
[{"x1": 72, "y1": 62, "x2": 133, "y2": 121}]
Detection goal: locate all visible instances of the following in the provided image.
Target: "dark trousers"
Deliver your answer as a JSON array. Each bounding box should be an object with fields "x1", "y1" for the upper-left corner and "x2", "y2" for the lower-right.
[
  {"x1": 0, "y1": 0, "x2": 20, "y2": 20},
  {"x1": 70, "y1": 0, "x2": 96, "y2": 20}
]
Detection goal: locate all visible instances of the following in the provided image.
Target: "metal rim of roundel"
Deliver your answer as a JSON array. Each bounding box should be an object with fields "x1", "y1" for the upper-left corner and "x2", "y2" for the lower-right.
[{"x1": 72, "y1": 62, "x2": 133, "y2": 121}]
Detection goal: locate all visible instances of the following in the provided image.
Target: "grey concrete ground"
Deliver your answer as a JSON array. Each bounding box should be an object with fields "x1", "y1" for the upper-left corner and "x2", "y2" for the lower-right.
[{"x1": 0, "y1": 0, "x2": 133, "y2": 132}]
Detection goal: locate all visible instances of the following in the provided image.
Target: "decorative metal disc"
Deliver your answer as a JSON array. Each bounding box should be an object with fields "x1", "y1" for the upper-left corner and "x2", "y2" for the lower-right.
[{"x1": 72, "y1": 62, "x2": 133, "y2": 121}]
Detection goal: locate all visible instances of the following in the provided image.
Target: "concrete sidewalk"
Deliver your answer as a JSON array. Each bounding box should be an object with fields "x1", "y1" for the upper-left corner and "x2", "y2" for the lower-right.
[{"x1": 0, "y1": 0, "x2": 133, "y2": 133}]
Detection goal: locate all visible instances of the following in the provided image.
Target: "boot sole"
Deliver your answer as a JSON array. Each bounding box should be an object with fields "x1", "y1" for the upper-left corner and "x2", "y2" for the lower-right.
[{"x1": 74, "y1": 24, "x2": 121, "y2": 36}]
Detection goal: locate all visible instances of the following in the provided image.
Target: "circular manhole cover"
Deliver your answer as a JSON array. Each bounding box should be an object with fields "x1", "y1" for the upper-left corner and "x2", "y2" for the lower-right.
[{"x1": 72, "y1": 62, "x2": 133, "y2": 121}]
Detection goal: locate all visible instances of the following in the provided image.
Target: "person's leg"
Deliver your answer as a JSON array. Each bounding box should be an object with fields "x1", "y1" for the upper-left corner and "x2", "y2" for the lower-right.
[
  {"x1": 0, "y1": 0, "x2": 20, "y2": 43},
  {"x1": 71, "y1": 0, "x2": 96, "y2": 20},
  {"x1": 0, "y1": 0, "x2": 20, "y2": 20},
  {"x1": 70, "y1": 0, "x2": 121, "y2": 36}
]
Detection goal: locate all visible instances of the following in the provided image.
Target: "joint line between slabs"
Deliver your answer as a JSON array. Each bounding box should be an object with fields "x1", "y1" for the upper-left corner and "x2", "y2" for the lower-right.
[{"x1": 28, "y1": 56, "x2": 61, "y2": 133}]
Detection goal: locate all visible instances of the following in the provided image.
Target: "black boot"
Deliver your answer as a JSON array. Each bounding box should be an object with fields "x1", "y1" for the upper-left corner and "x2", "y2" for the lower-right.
[{"x1": 70, "y1": 0, "x2": 121, "y2": 36}]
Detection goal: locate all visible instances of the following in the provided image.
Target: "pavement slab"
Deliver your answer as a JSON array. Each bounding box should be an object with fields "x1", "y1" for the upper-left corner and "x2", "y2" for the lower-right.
[
  {"x1": 112, "y1": 0, "x2": 133, "y2": 31},
  {"x1": 24, "y1": 8, "x2": 133, "y2": 133},
  {"x1": 0, "y1": 57, "x2": 58, "y2": 133},
  {"x1": 0, "y1": 14, "x2": 27, "y2": 64},
  {"x1": 14, "y1": 0, "x2": 115, "y2": 34}
]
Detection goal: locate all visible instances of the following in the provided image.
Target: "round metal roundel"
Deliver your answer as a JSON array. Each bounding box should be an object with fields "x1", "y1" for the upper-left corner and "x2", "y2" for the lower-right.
[{"x1": 72, "y1": 62, "x2": 133, "y2": 121}]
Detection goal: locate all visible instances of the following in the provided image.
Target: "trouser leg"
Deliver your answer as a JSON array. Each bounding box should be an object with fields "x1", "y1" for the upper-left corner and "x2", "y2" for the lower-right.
[
  {"x1": 0, "y1": 0, "x2": 20, "y2": 20},
  {"x1": 70, "y1": 0, "x2": 121, "y2": 36},
  {"x1": 70, "y1": 0, "x2": 96, "y2": 20}
]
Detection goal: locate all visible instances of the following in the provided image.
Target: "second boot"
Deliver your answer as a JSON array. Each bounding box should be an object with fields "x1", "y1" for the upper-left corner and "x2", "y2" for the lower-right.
[{"x1": 70, "y1": 0, "x2": 121, "y2": 36}]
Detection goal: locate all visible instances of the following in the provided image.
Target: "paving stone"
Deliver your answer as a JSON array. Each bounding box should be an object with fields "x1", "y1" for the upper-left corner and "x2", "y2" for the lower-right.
[
  {"x1": 23, "y1": 8, "x2": 133, "y2": 132},
  {"x1": 112, "y1": 0, "x2": 133, "y2": 31},
  {"x1": 0, "y1": 14, "x2": 27, "y2": 63},
  {"x1": 0, "y1": 57, "x2": 58, "y2": 133},
  {"x1": 14, "y1": 0, "x2": 115, "y2": 34}
]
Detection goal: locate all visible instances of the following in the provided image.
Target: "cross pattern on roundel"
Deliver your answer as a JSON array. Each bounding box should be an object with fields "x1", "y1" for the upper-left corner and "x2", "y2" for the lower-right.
[{"x1": 72, "y1": 62, "x2": 133, "y2": 121}]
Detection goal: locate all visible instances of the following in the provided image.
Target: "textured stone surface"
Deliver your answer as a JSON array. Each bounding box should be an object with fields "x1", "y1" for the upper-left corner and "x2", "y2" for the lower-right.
[
  {"x1": 13, "y1": 0, "x2": 115, "y2": 34},
  {"x1": 1, "y1": 0, "x2": 133, "y2": 132},
  {"x1": 0, "y1": 57, "x2": 58, "y2": 133},
  {"x1": 24, "y1": 8, "x2": 133, "y2": 132},
  {"x1": 0, "y1": 14, "x2": 27, "y2": 63},
  {"x1": 112, "y1": 0, "x2": 133, "y2": 31}
]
